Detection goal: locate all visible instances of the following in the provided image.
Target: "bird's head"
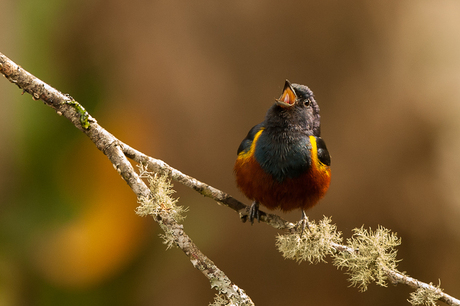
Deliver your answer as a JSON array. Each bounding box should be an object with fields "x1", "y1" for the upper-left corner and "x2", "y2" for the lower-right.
[{"x1": 270, "y1": 79, "x2": 322, "y2": 136}]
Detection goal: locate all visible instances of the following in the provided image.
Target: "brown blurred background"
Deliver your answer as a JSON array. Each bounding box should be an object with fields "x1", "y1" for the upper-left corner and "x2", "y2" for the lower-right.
[{"x1": 1, "y1": 0, "x2": 460, "y2": 305}]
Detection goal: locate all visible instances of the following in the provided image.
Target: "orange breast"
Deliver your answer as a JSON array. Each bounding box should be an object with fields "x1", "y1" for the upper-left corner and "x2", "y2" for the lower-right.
[{"x1": 234, "y1": 135, "x2": 331, "y2": 212}]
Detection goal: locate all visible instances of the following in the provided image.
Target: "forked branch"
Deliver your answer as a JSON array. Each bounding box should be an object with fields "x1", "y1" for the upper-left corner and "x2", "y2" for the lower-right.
[{"x1": 1, "y1": 51, "x2": 458, "y2": 306}]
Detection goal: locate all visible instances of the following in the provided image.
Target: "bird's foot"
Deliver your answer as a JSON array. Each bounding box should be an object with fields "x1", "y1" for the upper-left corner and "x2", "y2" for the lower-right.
[
  {"x1": 298, "y1": 210, "x2": 311, "y2": 234},
  {"x1": 248, "y1": 201, "x2": 260, "y2": 225}
]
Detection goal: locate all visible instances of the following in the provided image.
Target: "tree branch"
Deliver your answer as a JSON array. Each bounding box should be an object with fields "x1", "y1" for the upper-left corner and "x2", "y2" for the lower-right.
[
  {"x1": 1, "y1": 51, "x2": 459, "y2": 306},
  {"x1": 121, "y1": 142, "x2": 295, "y2": 230},
  {"x1": 0, "y1": 52, "x2": 253, "y2": 305}
]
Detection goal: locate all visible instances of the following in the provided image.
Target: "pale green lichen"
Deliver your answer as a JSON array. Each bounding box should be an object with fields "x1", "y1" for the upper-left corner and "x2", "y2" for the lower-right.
[
  {"x1": 333, "y1": 226, "x2": 401, "y2": 292},
  {"x1": 136, "y1": 166, "x2": 187, "y2": 221},
  {"x1": 276, "y1": 216, "x2": 342, "y2": 264},
  {"x1": 209, "y1": 294, "x2": 230, "y2": 306},
  {"x1": 208, "y1": 291, "x2": 253, "y2": 306},
  {"x1": 136, "y1": 165, "x2": 188, "y2": 248},
  {"x1": 408, "y1": 282, "x2": 443, "y2": 306}
]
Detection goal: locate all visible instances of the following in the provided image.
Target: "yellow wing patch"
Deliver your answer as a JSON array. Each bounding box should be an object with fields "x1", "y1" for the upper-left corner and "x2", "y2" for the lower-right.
[
  {"x1": 237, "y1": 128, "x2": 265, "y2": 160},
  {"x1": 309, "y1": 135, "x2": 331, "y2": 176}
]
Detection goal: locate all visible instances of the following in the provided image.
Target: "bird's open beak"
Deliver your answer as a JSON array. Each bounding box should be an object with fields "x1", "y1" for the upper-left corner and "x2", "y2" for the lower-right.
[{"x1": 275, "y1": 80, "x2": 297, "y2": 108}]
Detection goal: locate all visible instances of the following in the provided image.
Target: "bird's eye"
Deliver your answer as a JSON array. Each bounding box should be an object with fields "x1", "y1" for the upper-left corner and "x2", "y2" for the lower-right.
[{"x1": 304, "y1": 99, "x2": 311, "y2": 107}]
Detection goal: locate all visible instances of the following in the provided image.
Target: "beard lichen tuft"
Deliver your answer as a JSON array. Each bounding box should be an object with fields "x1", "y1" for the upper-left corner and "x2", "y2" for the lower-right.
[
  {"x1": 136, "y1": 165, "x2": 188, "y2": 248},
  {"x1": 276, "y1": 216, "x2": 342, "y2": 264},
  {"x1": 136, "y1": 165, "x2": 188, "y2": 222},
  {"x1": 408, "y1": 282, "x2": 443, "y2": 306},
  {"x1": 332, "y1": 225, "x2": 401, "y2": 292}
]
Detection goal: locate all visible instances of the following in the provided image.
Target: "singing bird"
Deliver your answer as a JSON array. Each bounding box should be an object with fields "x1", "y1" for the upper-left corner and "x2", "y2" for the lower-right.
[{"x1": 234, "y1": 80, "x2": 331, "y2": 225}]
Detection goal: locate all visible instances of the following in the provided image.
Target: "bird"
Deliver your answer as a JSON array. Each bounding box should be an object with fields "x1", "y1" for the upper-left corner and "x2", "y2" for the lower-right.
[{"x1": 234, "y1": 80, "x2": 331, "y2": 226}]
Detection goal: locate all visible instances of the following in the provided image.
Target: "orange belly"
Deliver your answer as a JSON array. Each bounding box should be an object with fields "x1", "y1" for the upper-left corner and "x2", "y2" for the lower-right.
[{"x1": 234, "y1": 151, "x2": 331, "y2": 212}]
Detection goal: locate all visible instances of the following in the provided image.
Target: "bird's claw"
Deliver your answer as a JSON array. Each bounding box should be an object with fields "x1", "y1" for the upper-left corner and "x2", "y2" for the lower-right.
[
  {"x1": 299, "y1": 210, "x2": 311, "y2": 234},
  {"x1": 248, "y1": 201, "x2": 260, "y2": 225}
]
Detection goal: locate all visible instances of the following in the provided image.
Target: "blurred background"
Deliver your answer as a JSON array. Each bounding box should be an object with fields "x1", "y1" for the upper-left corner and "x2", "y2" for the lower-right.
[{"x1": 1, "y1": 0, "x2": 460, "y2": 305}]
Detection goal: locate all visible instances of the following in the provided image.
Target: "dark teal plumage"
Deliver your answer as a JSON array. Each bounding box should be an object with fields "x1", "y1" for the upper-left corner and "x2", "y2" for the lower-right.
[{"x1": 234, "y1": 80, "x2": 331, "y2": 224}]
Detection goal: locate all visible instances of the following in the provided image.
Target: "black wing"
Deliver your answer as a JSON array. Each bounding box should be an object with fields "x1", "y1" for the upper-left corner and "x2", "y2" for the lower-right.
[
  {"x1": 316, "y1": 137, "x2": 331, "y2": 166},
  {"x1": 237, "y1": 123, "x2": 265, "y2": 155}
]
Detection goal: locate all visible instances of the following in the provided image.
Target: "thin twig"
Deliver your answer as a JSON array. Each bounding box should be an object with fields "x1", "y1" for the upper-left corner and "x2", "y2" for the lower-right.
[
  {"x1": 330, "y1": 241, "x2": 460, "y2": 306},
  {"x1": 385, "y1": 270, "x2": 459, "y2": 306}
]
